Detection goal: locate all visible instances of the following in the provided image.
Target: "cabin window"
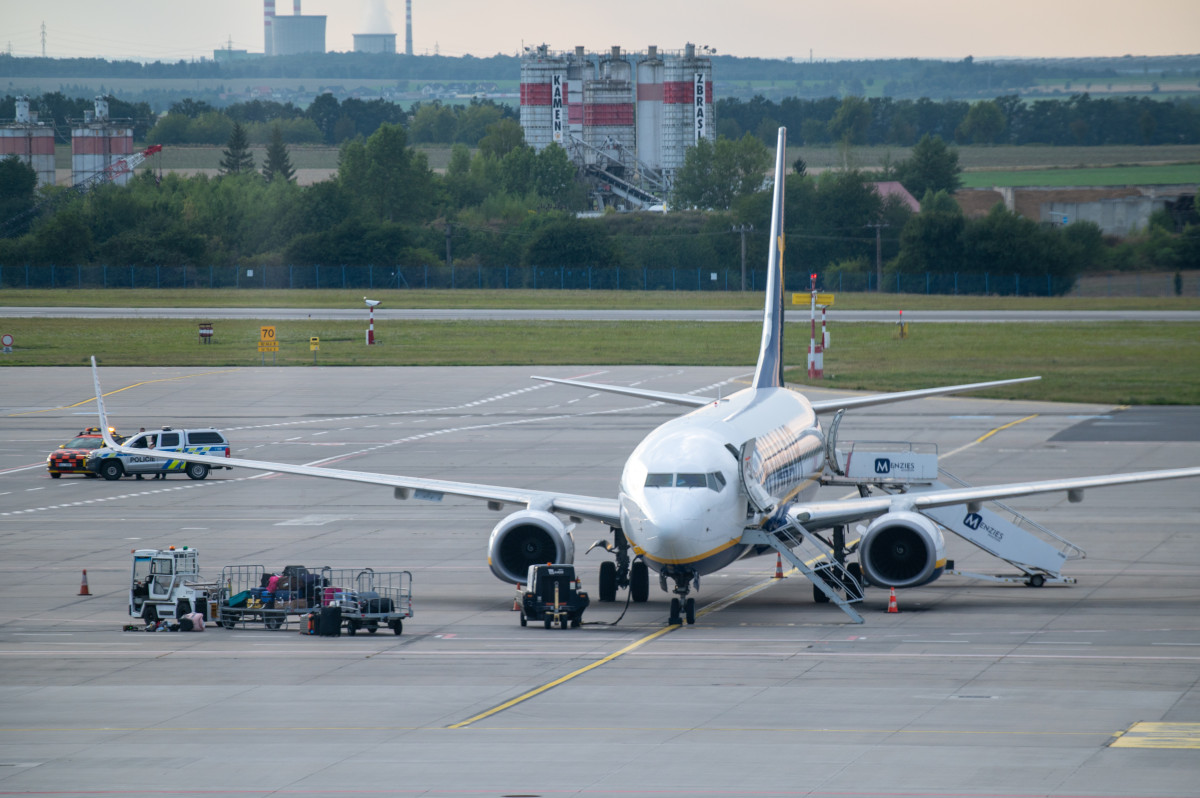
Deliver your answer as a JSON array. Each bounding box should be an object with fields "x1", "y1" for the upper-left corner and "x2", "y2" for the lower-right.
[
  {"x1": 707, "y1": 471, "x2": 727, "y2": 492},
  {"x1": 645, "y1": 473, "x2": 673, "y2": 488},
  {"x1": 675, "y1": 473, "x2": 708, "y2": 488}
]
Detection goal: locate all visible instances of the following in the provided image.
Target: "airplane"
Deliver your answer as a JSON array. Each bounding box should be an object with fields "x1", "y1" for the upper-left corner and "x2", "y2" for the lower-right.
[{"x1": 89, "y1": 127, "x2": 1200, "y2": 626}]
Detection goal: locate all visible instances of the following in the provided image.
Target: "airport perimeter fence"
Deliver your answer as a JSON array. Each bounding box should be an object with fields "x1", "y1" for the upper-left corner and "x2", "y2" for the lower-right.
[{"x1": 1, "y1": 263, "x2": 1196, "y2": 297}]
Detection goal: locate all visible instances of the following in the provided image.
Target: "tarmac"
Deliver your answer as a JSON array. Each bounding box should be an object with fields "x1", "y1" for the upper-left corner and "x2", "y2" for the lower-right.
[{"x1": 1, "y1": 365, "x2": 1198, "y2": 798}]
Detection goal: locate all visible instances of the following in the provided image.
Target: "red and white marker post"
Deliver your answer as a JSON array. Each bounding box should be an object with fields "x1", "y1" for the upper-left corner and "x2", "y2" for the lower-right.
[{"x1": 806, "y1": 273, "x2": 823, "y2": 379}]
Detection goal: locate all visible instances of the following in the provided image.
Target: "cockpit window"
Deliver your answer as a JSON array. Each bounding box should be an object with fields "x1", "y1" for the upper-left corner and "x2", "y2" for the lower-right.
[
  {"x1": 675, "y1": 473, "x2": 707, "y2": 488},
  {"x1": 644, "y1": 472, "x2": 727, "y2": 492}
]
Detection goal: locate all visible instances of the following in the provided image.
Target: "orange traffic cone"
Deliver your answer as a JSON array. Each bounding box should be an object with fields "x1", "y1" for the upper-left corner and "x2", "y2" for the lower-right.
[
  {"x1": 78, "y1": 569, "x2": 91, "y2": 596},
  {"x1": 773, "y1": 553, "x2": 786, "y2": 579},
  {"x1": 512, "y1": 585, "x2": 523, "y2": 611},
  {"x1": 886, "y1": 587, "x2": 899, "y2": 613}
]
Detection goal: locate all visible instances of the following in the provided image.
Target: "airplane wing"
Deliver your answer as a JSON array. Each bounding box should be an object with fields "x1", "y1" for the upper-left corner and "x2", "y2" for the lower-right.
[
  {"x1": 808, "y1": 376, "x2": 1041, "y2": 414},
  {"x1": 531, "y1": 376, "x2": 713, "y2": 407},
  {"x1": 90, "y1": 358, "x2": 622, "y2": 527},
  {"x1": 785, "y1": 466, "x2": 1200, "y2": 531}
]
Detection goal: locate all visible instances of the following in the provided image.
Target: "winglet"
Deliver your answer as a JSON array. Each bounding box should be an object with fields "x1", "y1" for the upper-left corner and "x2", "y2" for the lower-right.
[
  {"x1": 89, "y1": 356, "x2": 121, "y2": 449},
  {"x1": 752, "y1": 127, "x2": 788, "y2": 390}
]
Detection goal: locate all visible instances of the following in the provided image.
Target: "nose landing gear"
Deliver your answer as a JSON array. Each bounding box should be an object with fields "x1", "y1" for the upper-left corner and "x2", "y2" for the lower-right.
[{"x1": 665, "y1": 568, "x2": 698, "y2": 626}]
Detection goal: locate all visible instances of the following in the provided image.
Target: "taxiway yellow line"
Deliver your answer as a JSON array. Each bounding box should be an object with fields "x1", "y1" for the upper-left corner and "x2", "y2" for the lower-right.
[
  {"x1": 447, "y1": 623, "x2": 680, "y2": 728},
  {"x1": 8, "y1": 369, "x2": 241, "y2": 416}
]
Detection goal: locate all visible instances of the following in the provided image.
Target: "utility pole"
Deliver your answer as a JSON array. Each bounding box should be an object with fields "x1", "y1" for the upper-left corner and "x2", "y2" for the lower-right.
[
  {"x1": 866, "y1": 222, "x2": 888, "y2": 292},
  {"x1": 732, "y1": 224, "x2": 753, "y2": 291}
]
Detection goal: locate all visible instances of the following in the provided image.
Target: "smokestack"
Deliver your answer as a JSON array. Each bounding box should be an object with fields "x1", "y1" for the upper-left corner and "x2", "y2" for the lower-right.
[
  {"x1": 264, "y1": 0, "x2": 275, "y2": 55},
  {"x1": 405, "y1": 0, "x2": 413, "y2": 56},
  {"x1": 294, "y1": 0, "x2": 301, "y2": 14}
]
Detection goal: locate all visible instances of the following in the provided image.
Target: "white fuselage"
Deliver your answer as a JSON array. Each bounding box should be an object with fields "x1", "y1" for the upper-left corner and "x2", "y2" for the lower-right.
[{"x1": 618, "y1": 386, "x2": 825, "y2": 578}]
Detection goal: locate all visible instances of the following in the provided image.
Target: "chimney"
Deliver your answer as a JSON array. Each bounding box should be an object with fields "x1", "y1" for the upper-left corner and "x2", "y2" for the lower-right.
[
  {"x1": 405, "y1": 0, "x2": 413, "y2": 56},
  {"x1": 264, "y1": 0, "x2": 275, "y2": 56},
  {"x1": 294, "y1": 0, "x2": 301, "y2": 14}
]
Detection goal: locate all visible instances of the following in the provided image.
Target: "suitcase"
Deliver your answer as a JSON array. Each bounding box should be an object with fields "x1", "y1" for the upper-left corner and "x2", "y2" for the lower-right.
[
  {"x1": 359, "y1": 592, "x2": 393, "y2": 614},
  {"x1": 318, "y1": 605, "x2": 342, "y2": 637}
]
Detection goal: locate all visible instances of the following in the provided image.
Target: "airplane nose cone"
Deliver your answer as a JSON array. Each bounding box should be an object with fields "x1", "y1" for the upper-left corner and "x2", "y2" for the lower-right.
[{"x1": 623, "y1": 494, "x2": 700, "y2": 563}]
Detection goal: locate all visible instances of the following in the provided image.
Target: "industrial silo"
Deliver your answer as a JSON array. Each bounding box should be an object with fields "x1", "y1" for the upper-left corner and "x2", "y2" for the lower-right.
[
  {"x1": 520, "y1": 45, "x2": 571, "y2": 152},
  {"x1": 635, "y1": 46, "x2": 664, "y2": 172},
  {"x1": 660, "y1": 43, "x2": 714, "y2": 174},
  {"x1": 582, "y1": 46, "x2": 635, "y2": 170},
  {"x1": 71, "y1": 96, "x2": 134, "y2": 188},
  {"x1": 1, "y1": 96, "x2": 56, "y2": 187}
]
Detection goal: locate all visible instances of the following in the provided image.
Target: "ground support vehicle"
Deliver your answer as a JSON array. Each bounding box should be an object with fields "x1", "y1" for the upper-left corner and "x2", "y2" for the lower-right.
[
  {"x1": 518, "y1": 564, "x2": 589, "y2": 629},
  {"x1": 47, "y1": 427, "x2": 115, "y2": 478},
  {"x1": 322, "y1": 568, "x2": 412, "y2": 636},
  {"x1": 130, "y1": 548, "x2": 217, "y2": 624},
  {"x1": 88, "y1": 427, "x2": 232, "y2": 481}
]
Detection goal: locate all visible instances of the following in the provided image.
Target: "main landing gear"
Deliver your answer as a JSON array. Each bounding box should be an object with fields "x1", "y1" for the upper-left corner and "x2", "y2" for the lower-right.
[{"x1": 589, "y1": 528, "x2": 649, "y2": 604}]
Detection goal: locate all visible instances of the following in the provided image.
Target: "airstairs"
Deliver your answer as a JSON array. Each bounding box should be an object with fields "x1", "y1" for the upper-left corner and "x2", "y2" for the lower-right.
[
  {"x1": 741, "y1": 526, "x2": 865, "y2": 624},
  {"x1": 820, "y1": 429, "x2": 1086, "y2": 586}
]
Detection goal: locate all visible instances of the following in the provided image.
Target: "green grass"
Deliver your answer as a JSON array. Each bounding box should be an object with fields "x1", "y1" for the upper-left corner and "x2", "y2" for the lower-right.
[
  {"x1": 1, "y1": 317, "x2": 1196, "y2": 405},
  {"x1": 2, "y1": 288, "x2": 1197, "y2": 311},
  {"x1": 961, "y1": 163, "x2": 1200, "y2": 187}
]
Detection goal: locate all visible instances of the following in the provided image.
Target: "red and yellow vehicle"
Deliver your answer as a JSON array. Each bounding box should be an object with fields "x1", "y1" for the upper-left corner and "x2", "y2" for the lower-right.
[{"x1": 47, "y1": 427, "x2": 118, "y2": 478}]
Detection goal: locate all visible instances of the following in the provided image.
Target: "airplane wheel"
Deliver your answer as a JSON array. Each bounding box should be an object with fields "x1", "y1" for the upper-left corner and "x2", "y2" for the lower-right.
[
  {"x1": 598, "y1": 561, "x2": 617, "y2": 602},
  {"x1": 685, "y1": 597, "x2": 696, "y2": 625},
  {"x1": 543, "y1": 616, "x2": 551, "y2": 629},
  {"x1": 630, "y1": 560, "x2": 649, "y2": 603},
  {"x1": 813, "y1": 582, "x2": 831, "y2": 603},
  {"x1": 668, "y1": 598, "x2": 681, "y2": 626},
  {"x1": 844, "y1": 562, "x2": 864, "y2": 600},
  {"x1": 560, "y1": 616, "x2": 569, "y2": 629}
]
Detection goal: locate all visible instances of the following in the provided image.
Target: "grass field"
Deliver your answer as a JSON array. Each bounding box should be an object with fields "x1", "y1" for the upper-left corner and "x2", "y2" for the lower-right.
[
  {"x1": 49, "y1": 143, "x2": 1200, "y2": 181},
  {"x1": 961, "y1": 164, "x2": 1200, "y2": 188},
  {"x1": 1, "y1": 316, "x2": 1196, "y2": 405},
  {"x1": 2, "y1": 288, "x2": 1198, "y2": 310}
]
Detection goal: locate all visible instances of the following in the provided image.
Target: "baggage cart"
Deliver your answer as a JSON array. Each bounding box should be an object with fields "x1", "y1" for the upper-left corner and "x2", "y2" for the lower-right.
[
  {"x1": 320, "y1": 567, "x2": 412, "y2": 636},
  {"x1": 216, "y1": 564, "x2": 303, "y2": 630}
]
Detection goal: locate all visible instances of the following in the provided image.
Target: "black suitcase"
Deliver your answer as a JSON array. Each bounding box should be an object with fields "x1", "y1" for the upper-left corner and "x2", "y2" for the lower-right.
[{"x1": 318, "y1": 605, "x2": 342, "y2": 637}]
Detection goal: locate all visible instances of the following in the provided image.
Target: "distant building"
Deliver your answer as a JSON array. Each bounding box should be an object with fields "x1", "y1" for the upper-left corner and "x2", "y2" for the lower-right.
[
  {"x1": 353, "y1": 33, "x2": 396, "y2": 55},
  {"x1": 272, "y1": 15, "x2": 326, "y2": 56},
  {"x1": 869, "y1": 181, "x2": 920, "y2": 212}
]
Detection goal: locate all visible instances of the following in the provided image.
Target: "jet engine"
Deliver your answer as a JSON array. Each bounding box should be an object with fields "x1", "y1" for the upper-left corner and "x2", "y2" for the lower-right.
[
  {"x1": 858, "y1": 511, "x2": 946, "y2": 589},
  {"x1": 487, "y1": 510, "x2": 575, "y2": 584}
]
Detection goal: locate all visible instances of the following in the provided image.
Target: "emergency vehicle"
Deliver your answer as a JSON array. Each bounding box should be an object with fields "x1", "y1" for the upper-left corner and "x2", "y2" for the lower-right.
[
  {"x1": 88, "y1": 426, "x2": 232, "y2": 480},
  {"x1": 46, "y1": 427, "x2": 118, "y2": 478}
]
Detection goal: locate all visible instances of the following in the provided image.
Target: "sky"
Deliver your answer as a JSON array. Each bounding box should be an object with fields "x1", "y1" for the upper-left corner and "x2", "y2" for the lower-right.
[{"x1": 3, "y1": 0, "x2": 1198, "y2": 63}]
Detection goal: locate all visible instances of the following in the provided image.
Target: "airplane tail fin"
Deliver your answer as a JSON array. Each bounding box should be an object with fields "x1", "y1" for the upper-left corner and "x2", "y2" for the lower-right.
[{"x1": 752, "y1": 127, "x2": 788, "y2": 390}]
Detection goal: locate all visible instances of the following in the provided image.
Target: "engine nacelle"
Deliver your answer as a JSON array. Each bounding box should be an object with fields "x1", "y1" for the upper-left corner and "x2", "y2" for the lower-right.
[
  {"x1": 487, "y1": 510, "x2": 575, "y2": 584},
  {"x1": 858, "y1": 511, "x2": 946, "y2": 589}
]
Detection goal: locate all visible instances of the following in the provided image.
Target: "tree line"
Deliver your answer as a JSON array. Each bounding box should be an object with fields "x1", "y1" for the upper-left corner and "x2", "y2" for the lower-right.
[
  {"x1": 716, "y1": 93, "x2": 1200, "y2": 147},
  {"x1": 3, "y1": 116, "x2": 1196, "y2": 294}
]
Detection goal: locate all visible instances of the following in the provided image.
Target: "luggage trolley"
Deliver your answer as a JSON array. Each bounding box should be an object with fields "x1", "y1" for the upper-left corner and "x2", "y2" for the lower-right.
[
  {"x1": 216, "y1": 564, "x2": 292, "y2": 630},
  {"x1": 319, "y1": 567, "x2": 412, "y2": 635}
]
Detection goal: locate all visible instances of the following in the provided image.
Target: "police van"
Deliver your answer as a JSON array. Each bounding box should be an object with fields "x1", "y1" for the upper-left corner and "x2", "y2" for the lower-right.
[{"x1": 87, "y1": 427, "x2": 232, "y2": 481}]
